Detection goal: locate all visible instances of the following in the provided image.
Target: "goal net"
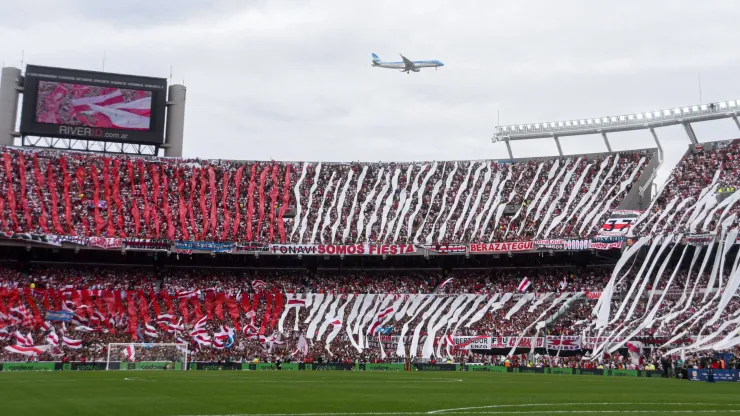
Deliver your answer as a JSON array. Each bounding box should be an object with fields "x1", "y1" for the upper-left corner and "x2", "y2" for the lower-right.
[{"x1": 106, "y1": 343, "x2": 189, "y2": 371}]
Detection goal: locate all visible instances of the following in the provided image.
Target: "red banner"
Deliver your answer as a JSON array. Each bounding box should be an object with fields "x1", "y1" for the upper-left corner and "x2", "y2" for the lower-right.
[
  {"x1": 246, "y1": 164, "x2": 257, "y2": 241},
  {"x1": 161, "y1": 165, "x2": 175, "y2": 241},
  {"x1": 75, "y1": 166, "x2": 90, "y2": 236},
  {"x1": 112, "y1": 159, "x2": 126, "y2": 237},
  {"x1": 591, "y1": 241, "x2": 623, "y2": 250},
  {"x1": 17, "y1": 152, "x2": 33, "y2": 230},
  {"x1": 269, "y1": 164, "x2": 278, "y2": 242},
  {"x1": 150, "y1": 165, "x2": 161, "y2": 238},
  {"x1": 221, "y1": 171, "x2": 231, "y2": 240},
  {"x1": 127, "y1": 160, "x2": 140, "y2": 237},
  {"x1": 277, "y1": 164, "x2": 291, "y2": 243},
  {"x1": 256, "y1": 167, "x2": 268, "y2": 241},
  {"x1": 32, "y1": 154, "x2": 50, "y2": 234},
  {"x1": 199, "y1": 168, "x2": 208, "y2": 239},
  {"x1": 3, "y1": 152, "x2": 19, "y2": 231},
  {"x1": 126, "y1": 292, "x2": 139, "y2": 339},
  {"x1": 226, "y1": 295, "x2": 241, "y2": 332},
  {"x1": 176, "y1": 169, "x2": 189, "y2": 240},
  {"x1": 468, "y1": 241, "x2": 535, "y2": 253},
  {"x1": 138, "y1": 161, "x2": 150, "y2": 238},
  {"x1": 232, "y1": 166, "x2": 244, "y2": 239},
  {"x1": 46, "y1": 163, "x2": 64, "y2": 234},
  {"x1": 214, "y1": 292, "x2": 225, "y2": 320},
  {"x1": 91, "y1": 165, "x2": 105, "y2": 236},
  {"x1": 137, "y1": 290, "x2": 151, "y2": 324},
  {"x1": 102, "y1": 159, "x2": 115, "y2": 237},
  {"x1": 208, "y1": 167, "x2": 217, "y2": 237}
]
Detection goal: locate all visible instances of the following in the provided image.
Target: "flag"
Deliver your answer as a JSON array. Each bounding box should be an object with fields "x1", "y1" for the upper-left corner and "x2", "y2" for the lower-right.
[
  {"x1": 143, "y1": 323, "x2": 159, "y2": 338},
  {"x1": 292, "y1": 334, "x2": 309, "y2": 357},
  {"x1": 213, "y1": 337, "x2": 225, "y2": 349},
  {"x1": 559, "y1": 278, "x2": 568, "y2": 291},
  {"x1": 62, "y1": 336, "x2": 82, "y2": 349},
  {"x1": 46, "y1": 330, "x2": 59, "y2": 346},
  {"x1": 518, "y1": 277, "x2": 531, "y2": 292},
  {"x1": 13, "y1": 331, "x2": 34, "y2": 347},
  {"x1": 124, "y1": 344, "x2": 136, "y2": 361},
  {"x1": 627, "y1": 342, "x2": 642, "y2": 365},
  {"x1": 4, "y1": 345, "x2": 51, "y2": 356},
  {"x1": 435, "y1": 278, "x2": 454, "y2": 292},
  {"x1": 69, "y1": 89, "x2": 152, "y2": 130},
  {"x1": 252, "y1": 280, "x2": 267, "y2": 292},
  {"x1": 176, "y1": 290, "x2": 200, "y2": 299},
  {"x1": 9, "y1": 306, "x2": 34, "y2": 327},
  {"x1": 74, "y1": 325, "x2": 97, "y2": 332},
  {"x1": 46, "y1": 310, "x2": 74, "y2": 322},
  {"x1": 167, "y1": 318, "x2": 184, "y2": 334},
  {"x1": 367, "y1": 308, "x2": 394, "y2": 335},
  {"x1": 287, "y1": 299, "x2": 306, "y2": 307},
  {"x1": 0, "y1": 328, "x2": 9, "y2": 340},
  {"x1": 194, "y1": 334, "x2": 212, "y2": 347},
  {"x1": 155, "y1": 313, "x2": 175, "y2": 324}
]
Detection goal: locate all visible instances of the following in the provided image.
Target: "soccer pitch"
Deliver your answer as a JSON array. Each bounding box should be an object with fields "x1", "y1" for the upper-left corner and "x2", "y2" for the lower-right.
[{"x1": 0, "y1": 371, "x2": 737, "y2": 416}]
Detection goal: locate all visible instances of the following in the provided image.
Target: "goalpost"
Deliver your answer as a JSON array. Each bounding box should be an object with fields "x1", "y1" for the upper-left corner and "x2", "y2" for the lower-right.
[{"x1": 106, "y1": 343, "x2": 189, "y2": 371}]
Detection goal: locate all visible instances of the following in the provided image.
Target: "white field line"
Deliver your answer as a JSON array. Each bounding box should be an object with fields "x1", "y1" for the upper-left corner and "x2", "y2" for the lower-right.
[{"x1": 171, "y1": 403, "x2": 740, "y2": 416}]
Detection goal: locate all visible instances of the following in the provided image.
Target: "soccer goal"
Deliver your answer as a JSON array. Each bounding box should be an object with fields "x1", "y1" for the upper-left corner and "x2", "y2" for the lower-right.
[{"x1": 106, "y1": 343, "x2": 189, "y2": 371}]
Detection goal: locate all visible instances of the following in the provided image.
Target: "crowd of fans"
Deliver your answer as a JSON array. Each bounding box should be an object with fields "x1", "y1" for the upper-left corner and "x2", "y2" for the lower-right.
[
  {"x1": 635, "y1": 139, "x2": 740, "y2": 236},
  {"x1": 0, "y1": 259, "x2": 737, "y2": 366},
  {"x1": 0, "y1": 147, "x2": 651, "y2": 244}
]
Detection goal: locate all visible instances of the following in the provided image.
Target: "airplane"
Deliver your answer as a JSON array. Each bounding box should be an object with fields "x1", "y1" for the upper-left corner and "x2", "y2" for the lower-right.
[{"x1": 371, "y1": 53, "x2": 444, "y2": 73}]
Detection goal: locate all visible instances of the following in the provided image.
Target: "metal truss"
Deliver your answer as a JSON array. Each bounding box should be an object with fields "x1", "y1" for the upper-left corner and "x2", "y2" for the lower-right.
[{"x1": 19, "y1": 136, "x2": 159, "y2": 156}]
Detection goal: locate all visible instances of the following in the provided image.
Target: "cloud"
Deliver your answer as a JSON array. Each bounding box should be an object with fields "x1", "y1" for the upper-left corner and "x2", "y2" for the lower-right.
[{"x1": 1, "y1": 0, "x2": 739, "y2": 184}]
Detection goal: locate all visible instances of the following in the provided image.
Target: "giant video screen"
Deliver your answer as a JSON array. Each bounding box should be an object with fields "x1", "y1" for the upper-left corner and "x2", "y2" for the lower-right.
[{"x1": 20, "y1": 65, "x2": 167, "y2": 144}]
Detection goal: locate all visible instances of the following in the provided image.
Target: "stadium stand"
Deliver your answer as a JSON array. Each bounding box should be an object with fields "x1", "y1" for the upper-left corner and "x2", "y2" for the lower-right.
[
  {"x1": 2, "y1": 140, "x2": 740, "y2": 374},
  {"x1": 0, "y1": 147, "x2": 653, "y2": 243}
]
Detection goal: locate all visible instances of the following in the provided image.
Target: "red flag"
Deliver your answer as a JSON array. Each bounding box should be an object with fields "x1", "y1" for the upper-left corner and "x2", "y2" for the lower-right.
[
  {"x1": 176, "y1": 169, "x2": 189, "y2": 240},
  {"x1": 214, "y1": 292, "x2": 225, "y2": 320},
  {"x1": 126, "y1": 292, "x2": 139, "y2": 340},
  {"x1": 277, "y1": 164, "x2": 292, "y2": 243},
  {"x1": 17, "y1": 152, "x2": 33, "y2": 230},
  {"x1": 226, "y1": 295, "x2": 242, "y2": 332},
  {"x1": 221, "y1": 171, "x2": 231, "y2": 240},
  {"x1": 208, "y1": 167, "x2": 217, "y2": 237},
  {"x1": 246, "y1": 163, "x2": 257, "y2": 241},
  {"x1": 59, "y1": 156, "x2": 76, "y2": 235},
  {"x1": 3, "y1": 152, "x2": 19, "y2": 231},
  {"x1": 256, "y1": 166, "x2": 269, "y2": 241},
  {"x1": 32, "y1": 154, "x2": 50, "y2": 233},
  {"x1": 232, "y1": 166, "x2": 244, "y2": 239}
]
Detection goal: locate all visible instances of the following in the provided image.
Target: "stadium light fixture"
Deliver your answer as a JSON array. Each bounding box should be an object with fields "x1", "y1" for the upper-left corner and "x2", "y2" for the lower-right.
[{"x1": 492, "y1": 98, "x2": 740, "y2": 150}]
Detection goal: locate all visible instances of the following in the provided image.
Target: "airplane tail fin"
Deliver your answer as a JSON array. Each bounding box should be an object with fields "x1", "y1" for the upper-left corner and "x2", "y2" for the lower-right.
[{"x1": 371, "y1": 53, "x2": 381, "y2": 63}]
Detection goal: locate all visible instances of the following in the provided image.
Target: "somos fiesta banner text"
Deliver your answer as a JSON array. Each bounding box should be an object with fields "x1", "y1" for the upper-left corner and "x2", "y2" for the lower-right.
[{"x1": 269, "y1": 244, "x2": 416, "y2": 256}]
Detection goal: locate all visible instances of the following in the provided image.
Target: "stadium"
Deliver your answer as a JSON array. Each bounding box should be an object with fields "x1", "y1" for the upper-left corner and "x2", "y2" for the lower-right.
[{"x1": 1, "y1": 3, "x2": 740, "y2": 416}]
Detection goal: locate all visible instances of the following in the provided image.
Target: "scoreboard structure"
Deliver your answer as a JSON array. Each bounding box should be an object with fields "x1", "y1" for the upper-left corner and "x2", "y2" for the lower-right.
[{"x1": 0, "y1": 65, "x2": 186, "y2": 157}]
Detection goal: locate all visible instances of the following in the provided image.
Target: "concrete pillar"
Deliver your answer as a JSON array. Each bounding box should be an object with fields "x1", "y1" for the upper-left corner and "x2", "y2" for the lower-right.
[
  {"x1": 0, "y1": 67, "x2": 22, "y2": 146},
  {"x1": 164, "y1": 84, "x2": 186, "y2": 157}
]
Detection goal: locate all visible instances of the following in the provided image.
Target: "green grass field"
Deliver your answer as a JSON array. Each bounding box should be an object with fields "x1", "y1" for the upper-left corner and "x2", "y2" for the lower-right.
[{"x1": 0, "y1": 371, "x2": 737, "y2": 416}]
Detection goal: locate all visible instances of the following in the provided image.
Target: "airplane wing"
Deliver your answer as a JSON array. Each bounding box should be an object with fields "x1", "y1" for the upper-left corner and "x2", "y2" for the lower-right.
[{"x1": 400, "y1": 54, "x2": 415, "y2": 71}]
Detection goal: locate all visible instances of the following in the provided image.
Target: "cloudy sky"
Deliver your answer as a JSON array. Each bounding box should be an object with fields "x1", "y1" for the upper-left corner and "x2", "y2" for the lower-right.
[{"x1": 2, "y1": 0, "x2": 740, "y2": 185}]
